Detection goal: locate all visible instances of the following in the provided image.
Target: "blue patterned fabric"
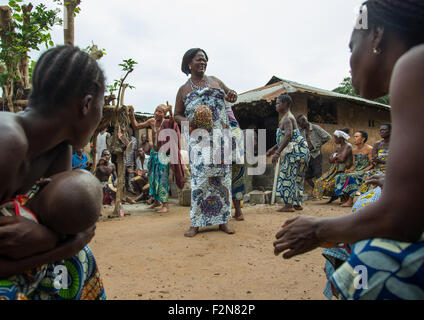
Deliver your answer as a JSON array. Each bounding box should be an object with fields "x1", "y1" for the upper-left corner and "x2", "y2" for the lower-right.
[
  {"x1": 326, "y1": 187, "x2": 424, "y2": 300},
  {"x1": 184, "y1": 87, "x2": 231, "y2": 227},
  {"x1": 276, "y1": 127, "x2": 310, "y2": 206},
  {"x1": 0, "y1": 246, "x2": 106, "y2": 300},
  {"x1": 147, "y1": 149, "x2": 170, "y2": 203}
]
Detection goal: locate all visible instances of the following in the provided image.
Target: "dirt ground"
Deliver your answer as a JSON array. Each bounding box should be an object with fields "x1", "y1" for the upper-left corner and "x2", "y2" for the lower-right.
[
  {"x1": 90, "y1": 200, "x2": 350, "y2": 300},
  {"x1": 89, "y1": 198, "x2": 352, "y2": 300}
]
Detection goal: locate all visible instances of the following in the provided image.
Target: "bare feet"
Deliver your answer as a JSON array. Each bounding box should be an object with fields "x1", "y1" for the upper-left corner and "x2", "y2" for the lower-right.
[
  {"x1": 326, "y1": 196, "x2": 338, "y2": 204},
  {"x1": 184, "y1": 227, "x2": 199, "y2": 237},
  {"x1": 219, "y1": 223, "x2": 235, "y2": 234},
  {"x1": 294, "y1": 206, "x2": 303, "y2": 211},
  {"x1": 156, "y1": 203, "x2": 169, "y2": 213},
  {"x1": 277, "y1": 205, "x2": 295, "y2": 212},
  {"x1": 148, "y1": 201, "x2": 161, "y2": 209},
  {"x1": 233, "y1": 213, "x2": 245, "y2": 221},
  {"x1": 340, "y1": 197, "x2": 353, "y2": 207}
]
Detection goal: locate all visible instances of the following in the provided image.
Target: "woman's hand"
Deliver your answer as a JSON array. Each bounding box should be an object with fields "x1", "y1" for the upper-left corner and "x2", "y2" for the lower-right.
[
  {"x1": 266, "y1": 150, "x2": 274, "y2": 157},
  {"x1": 272, "y1": 152, "x2": 280, "y2": 165},
  {"x1": 0, "y1": 216, "x2": 59, "y2": 260},
  {"x1": 54, "y1": 226, "x2": 96, "y2": 260},
  {"x1": 225, "y1": 90, "x2": 237, "y2": 103},
  {"x1": 365, "y1": 173, "x2": 385, "y2": 188},
  {"x1": 273, "y1": 216, "x2": 321, "y2": 259}
]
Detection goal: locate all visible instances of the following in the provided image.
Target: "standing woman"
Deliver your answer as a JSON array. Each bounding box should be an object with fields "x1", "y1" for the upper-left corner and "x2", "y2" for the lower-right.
[
  {"x1": 267, "y1": 94, "x2": 310, "y2": 212},
  {"x1": 174, "y1": 48, "x2": 238, "y2": 237},
  {"x1": 274, "y1": 0, "x2": 424, "y2": 299}
]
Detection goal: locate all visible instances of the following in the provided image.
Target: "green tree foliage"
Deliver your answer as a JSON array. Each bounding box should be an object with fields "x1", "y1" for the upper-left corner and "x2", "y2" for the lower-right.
[
  {"x1": 0, "y1": 0, "x2": 59, "y2": 111},
  {"x1": 333, "y1": 76, "x2": 390, "y2": 105}
]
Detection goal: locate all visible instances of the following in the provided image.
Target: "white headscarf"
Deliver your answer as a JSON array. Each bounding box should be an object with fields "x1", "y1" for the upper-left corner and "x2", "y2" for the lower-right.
[{"x1": 334, "y1": 130, "x2": 350, "y2": 141}]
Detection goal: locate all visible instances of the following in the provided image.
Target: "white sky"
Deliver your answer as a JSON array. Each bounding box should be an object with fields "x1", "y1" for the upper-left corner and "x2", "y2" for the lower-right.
[{"x1": 20, "y1": 0, "x2": 365, "y2": 113}]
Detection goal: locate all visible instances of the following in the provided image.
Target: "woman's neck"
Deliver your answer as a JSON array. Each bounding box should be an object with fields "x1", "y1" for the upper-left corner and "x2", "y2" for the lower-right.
[
  {"x1": 355, "y1": 142, "x2": 365, "y2": 150},
  {"x1": 18, "y1": 107, "x2": 69, "y2": 159},
  {"x1": 190, "y1": 73, "x2": 205, "y2": 82}
]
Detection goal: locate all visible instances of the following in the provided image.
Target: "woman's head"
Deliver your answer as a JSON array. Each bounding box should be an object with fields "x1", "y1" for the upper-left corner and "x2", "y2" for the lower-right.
[
  {"x1": 154, "y1": 104, "x2": 167, "y2": 121},
  {"x1": 353, "y1": 130, "x2": 368, "y2": 145},
  {"x1": 181, "y1": 48, "x2": 208, "y2": 76},
  {"x1": 276, "y1": 94, "x2": 293, "y2": 113},
  {"x1": 334, "y1": 129, "x2": 351, "y2": 144},
  {"x1": 349, "y1": 0, "x2": 424, "y2": 99},
  {"x1": 380, "y1": 122, "x2": 391, "y2": 139},
  {"x1": 29, "y1": 45, "x2": 105, "y2": 147}
]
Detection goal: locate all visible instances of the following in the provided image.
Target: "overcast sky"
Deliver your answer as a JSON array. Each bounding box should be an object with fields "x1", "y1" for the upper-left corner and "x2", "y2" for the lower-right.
[{"x1": 24, "y1": 0, "x2": 365, "y2": 114}]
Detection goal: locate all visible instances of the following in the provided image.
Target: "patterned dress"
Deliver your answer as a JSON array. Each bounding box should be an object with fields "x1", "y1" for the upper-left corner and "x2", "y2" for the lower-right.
[
  {"x1": 328, "y1": 187, "x2": 424, "y2": 300},
  {"x1": 147, "y1": 150, "x2": 170, "y2": 203},
  {"x1": 229, "y1": 118, "x2": 245, "y2": 201},
  {"x1": 360, "y1": 148, "x2": 388, "y2": 194},
  {"x1": 0, "y1": 196, "x2": 105, "y2": 300},
  {"x1": 276, "y1": 125, "x2": 310, "y2": 207},
  {"x1": 313, "y1": 159, "x2": 352, "y2": 199},
  {"x1": 184, "y1": 87, "x2": 232, "y2": 227},
  {"x1": 334, "y1": 153, "x2": 370, "y2": 199}
]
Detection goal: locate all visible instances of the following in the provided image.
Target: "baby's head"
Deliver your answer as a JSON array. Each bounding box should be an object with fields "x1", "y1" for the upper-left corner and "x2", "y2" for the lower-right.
[{"x1": 26, "y1": 170, "x2": 103, "y2": 235}]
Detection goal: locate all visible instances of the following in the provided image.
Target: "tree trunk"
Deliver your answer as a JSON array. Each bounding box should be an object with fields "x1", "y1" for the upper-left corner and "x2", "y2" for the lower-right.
[
  {"x1": 0, "y1": 6, "x2": 14, "y2": 112},
  {"x1": 19, "y1": 4, "x2": 33, "y2": 89},
  {"x1": 112, "y1": 152, "x2": 125, "y2": 217},
  {"x1": 90, "y1": 130, "x2": 99, "y2": 174},
  {"x1": 63, "y1": 0, "x2": 81, "y2": 45}
]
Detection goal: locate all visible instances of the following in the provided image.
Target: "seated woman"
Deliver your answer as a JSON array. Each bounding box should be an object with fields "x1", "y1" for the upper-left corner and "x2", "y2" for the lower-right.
[
  {"x1": 312, "y1": 129, "x2": 353, "y2": 202},
  {"x1": 0, "y1": 46, "x2": 106, "y2": 300},
  {"x1": 334, "y1": 131, "x2": 373, "y2": 207},
  {"x1": 360, "y1": 123, "x2": 391, "y2": 194},
  {"x1": 273, "y1": 0, "x2": 424, "y2": 300}
]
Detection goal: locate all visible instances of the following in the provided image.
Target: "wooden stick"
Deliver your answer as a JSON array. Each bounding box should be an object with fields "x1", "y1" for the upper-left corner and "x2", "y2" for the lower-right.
[{"x1": 271, "y1": 156, "x2": 281, "y2": 205}]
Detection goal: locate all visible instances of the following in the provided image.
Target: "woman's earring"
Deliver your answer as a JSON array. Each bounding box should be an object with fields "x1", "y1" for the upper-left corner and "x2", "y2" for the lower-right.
[{"x1": 373, "y1": 48, "x2": 382, "y2": 55}]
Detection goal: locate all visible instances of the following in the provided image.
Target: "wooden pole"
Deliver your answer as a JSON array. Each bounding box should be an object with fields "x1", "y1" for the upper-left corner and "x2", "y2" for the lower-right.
[{"x1": 271, "y1": 156, "x2": 281, "y2": 205}]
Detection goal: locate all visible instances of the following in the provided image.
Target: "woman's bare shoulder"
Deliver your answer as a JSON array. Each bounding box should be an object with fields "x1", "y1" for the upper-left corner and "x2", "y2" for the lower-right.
[
  {"x1": 0, "y1": 113, "x2": 28, "y2": 158},
  {"x1": 390, "y1": 44, "x2": 424, "y2": 104}
]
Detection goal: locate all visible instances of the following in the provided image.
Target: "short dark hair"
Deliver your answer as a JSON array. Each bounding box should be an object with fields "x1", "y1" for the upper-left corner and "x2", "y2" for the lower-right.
[
  {"x1": 181, "y1": 48, "x2": 208, "y2": 76},
  {"x1": 29, "y1": 45, "x2": 105, "y2": 113},
  {"x1": 381, "y1": 122, "x2": 392, "y2": 131},
  {"x1": 277, "y1": 94, "x2": 293, "y2": 108},
  {"x1": 362, "y1": 0, "x2": 424, "y2": 47},
  {"x1": 341, "y1": 128, "x2": 350, "y2": 134},
  {"x1": 296, "y1": 114, "x2": 307, "y2": 121},
  {"x1": 101, "y1": 149, "x2": 110, "y2": 156},
  {"x1": 358, "y1": 130, "x2": 369, "y2": 142}
]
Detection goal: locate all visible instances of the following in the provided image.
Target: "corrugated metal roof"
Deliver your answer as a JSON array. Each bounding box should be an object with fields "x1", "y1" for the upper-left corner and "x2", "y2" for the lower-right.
[{"x1": 233, "y1": 76, "x2": 391, "y2": 110}]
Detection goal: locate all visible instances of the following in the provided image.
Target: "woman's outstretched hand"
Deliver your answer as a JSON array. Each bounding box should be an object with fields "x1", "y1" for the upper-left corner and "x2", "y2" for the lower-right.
[
  {"x1": 273, "y1": 216, "x2": 322, "y2": 259},
  {"x1": 225, "y1": 90, "x2": 237, "y2": 103}
]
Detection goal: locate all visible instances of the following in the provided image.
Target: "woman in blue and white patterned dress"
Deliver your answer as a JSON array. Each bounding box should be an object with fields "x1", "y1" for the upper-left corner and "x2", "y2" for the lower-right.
[{"x1": 174, "y1": 48, "x2": 239, "y2": 237}]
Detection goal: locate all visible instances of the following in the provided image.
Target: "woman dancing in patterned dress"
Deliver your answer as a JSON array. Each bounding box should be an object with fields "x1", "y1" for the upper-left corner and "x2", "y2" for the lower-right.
[
  {"x1": 267, "y1": 94, "x2": 310, "y2": 212},
  {"x1": 174, "y1": 48, "x2": 238, "y2": 237}
]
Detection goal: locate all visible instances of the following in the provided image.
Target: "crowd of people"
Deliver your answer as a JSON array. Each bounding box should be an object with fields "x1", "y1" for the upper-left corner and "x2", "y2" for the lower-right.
[{"x1": 0, "y1": 0, "x2": 422, "y2": 301}]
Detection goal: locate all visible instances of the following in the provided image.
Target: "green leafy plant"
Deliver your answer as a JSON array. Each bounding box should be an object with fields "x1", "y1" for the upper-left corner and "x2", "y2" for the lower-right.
[
  {"x1": 333, "y1": 76, "x2": 390, "y2": 105},
  {"x1": 0, "y1": 0, "x2": 59, "y2": 111}
]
